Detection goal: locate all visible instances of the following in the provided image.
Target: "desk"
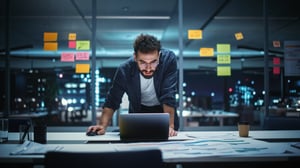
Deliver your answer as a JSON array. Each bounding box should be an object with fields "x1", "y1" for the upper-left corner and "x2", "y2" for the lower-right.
[
  {"x1": 9, "y1": 112, "x2": 48, "y2": 119},
  {"x1": 1, "y1": 130, "x2": 300, "y2": 168}
]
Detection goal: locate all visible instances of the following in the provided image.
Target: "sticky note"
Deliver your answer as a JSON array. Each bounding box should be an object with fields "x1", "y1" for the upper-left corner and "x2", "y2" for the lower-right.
[
  {"x1": 235, "y1": 32, "x2": 244, "y2": 40},
  {"x1": 68, "y1": 33, "x2": 77, "y2": 41},
  {"x1": 75, "y1": 64, "x2": 90, "y2": 73},
  {"x1": 188, "y1": 30, "x2": 202, "y2": 39},
  {"x1": 217, "y1": 66, "x2": 231, "y2": 76},
  {"x1": 76, "y1": 40, "x2": 90, "y2": 50},
  {"x1": 76, "y1": 52, "x2": 90, "y2": 60},
  {"x1": 273, "y1": 67, "x2": 280, "y2": 75},
  {"x1": 200, "y1": 48, "x2": 214, "y2": 57},
  {"x1": 273, "y1": 57, "x2": 280, "y2": 65},
  {"x1": 44, "y1": 32, "x2": 58, "y2": 41},
  {"x1": 61, "y1": 52, "x2": 75, "y2": 62},
  {"x1": 69, "y1": 41, "x2": 76, "y2": 48},
  {"x1": 217, "y1": 55, "x2": 231, "y2": 64},
  {"x1": 217, "y1": 44, "x2": 231, "y2": 53},
  {"x1": 273, "y1": 40, "x2": 280, "y2": 48},
  {"x1": 44, "y1": 42, "x2": 58, "y2": 51}
]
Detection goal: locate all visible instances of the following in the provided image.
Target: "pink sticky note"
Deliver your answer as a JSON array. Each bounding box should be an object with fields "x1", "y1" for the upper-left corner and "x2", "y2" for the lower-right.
[
  {"x1": 69, "y1": 41, "x2": 76, "y2": 48},
  {"x1": 76, "y1": 52, "x2": 90, "y2": 60},
  {"x1": 61, "y1": 52, "x2": 75, "y2": 62}
]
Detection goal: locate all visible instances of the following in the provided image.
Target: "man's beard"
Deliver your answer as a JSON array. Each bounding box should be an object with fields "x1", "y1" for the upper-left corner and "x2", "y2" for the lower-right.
[{"x1": 140, "y1": 69, "x2": 155, "y2": 79}]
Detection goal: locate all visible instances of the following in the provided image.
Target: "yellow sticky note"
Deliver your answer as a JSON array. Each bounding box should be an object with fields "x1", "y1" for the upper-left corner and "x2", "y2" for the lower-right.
[
  {"x1": 217, "y1": 44, "x2": 231, "y2": 53},
  {"x1": 76, "y1": 40, "x2": 90, "y2": 50},
  {"x1": 44, "y1": 42, "x2": 58, "y2": 51},
  {"x1": 188, "y1": 30, "x2": 202, "y2": 39},
  {"x1": 44, "y1": 32, "x2": 58, "y2": 41},
  {"x1": 235, "y1": 32, "x2": 244, "y2": 40},
  {"x1": 217, "y1": 55, "x2": 231, "y2": 64},
  {"x1": 75, "y1": 64, "x2": 90, "y2": 73},
  {"x1": 217, "y1": 66, "x2": 231, "y2": 76},
  {"x1": 69, "y1": 33, "x2": 77, "y2": 41},
  {"x1": 200, "y1": 48, "x2": 214, "y2": 57}
]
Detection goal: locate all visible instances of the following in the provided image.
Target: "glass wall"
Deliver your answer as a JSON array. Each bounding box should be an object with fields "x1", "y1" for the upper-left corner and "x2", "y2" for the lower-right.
[{"x1": 1, "y1": 0, "x2": 300, "y2": 130}]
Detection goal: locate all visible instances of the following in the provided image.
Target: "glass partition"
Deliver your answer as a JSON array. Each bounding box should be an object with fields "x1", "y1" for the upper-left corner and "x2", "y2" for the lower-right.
[{"x1": 0, "y1": 0, "x2": 300, "y2": 130}]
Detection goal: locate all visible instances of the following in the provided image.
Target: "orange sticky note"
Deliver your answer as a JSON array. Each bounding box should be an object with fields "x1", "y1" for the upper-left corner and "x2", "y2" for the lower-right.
[
  {"x1": 235, "y1": 32, "x2": 244, "y2": 40},
  {"x1": 217, "y1": 66, "x2": 231, "y2": 76},
  {"x1": 69, "y1": 33, "x2": 77, "y2": 41},
  {"x1": 44, "y1": 42, "x2": 58, "y2": 51},
  {"x1": 200, "y1": 48, "x2": 214, "y2": 57},
  {"x1": 188, "y1": 30, "x2": 202, "y2": 39},
  {"x1": 75, "y1": 64, "x2": 90, "y2": 73},
  {"x1": 44, "y1": 32, "x2": 58, "y2": 41},
  {"x1": 69, "y1": 41, "x2": 76, "y2": 48}
]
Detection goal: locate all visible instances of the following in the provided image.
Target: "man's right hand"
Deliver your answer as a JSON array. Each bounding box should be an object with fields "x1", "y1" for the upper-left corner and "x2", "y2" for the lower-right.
[{"x1": 87, "y1": 125, "x2": 106, "y2": 135}]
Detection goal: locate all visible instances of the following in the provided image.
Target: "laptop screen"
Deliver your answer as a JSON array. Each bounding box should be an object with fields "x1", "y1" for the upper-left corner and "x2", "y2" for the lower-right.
[{"x1": 119, "y1": 113, "x2": 169, "y2": 142}]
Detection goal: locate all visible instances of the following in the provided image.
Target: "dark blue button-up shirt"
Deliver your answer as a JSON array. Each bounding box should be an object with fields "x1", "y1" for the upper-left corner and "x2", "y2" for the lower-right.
[{"x1": 103, "y1": 48, "x2": 179, "y2": 129}]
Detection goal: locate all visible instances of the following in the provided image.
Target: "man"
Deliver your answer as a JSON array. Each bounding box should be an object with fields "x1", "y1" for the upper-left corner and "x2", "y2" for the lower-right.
[{"x1": 87, "y1": 34, "x2": 179, "y2": 136}]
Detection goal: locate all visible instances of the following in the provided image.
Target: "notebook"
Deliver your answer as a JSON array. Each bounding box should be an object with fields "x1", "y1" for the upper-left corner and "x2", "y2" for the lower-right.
[{"x1": 119, "y1": 113, "x2": 169, "y2": 142}]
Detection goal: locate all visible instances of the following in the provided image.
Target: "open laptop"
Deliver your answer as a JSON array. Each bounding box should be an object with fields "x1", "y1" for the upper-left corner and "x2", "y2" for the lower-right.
[{"x1": 119, "y1": 113, "x2": 169, "y2": 142}]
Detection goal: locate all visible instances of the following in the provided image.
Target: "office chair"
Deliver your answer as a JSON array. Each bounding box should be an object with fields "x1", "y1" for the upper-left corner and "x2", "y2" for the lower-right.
[
  {"x1": 263, "y1": 116, "x2": 300, "y2": 130},
  {"x1": 44, "y1": 149, "x2": 165, "y2": 168}
]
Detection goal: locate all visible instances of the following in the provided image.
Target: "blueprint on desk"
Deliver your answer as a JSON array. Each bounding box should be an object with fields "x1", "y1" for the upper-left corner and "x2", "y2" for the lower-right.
[
  {"x1": 114, "y1": 132, "x2": 288, "y2": 159},
  {"x1": 10, "y1": 141, "x2": 63, "y2": 155}
]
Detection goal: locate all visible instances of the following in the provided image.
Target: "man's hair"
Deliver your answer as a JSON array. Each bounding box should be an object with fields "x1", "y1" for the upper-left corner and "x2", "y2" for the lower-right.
[{"x1": 133, "y1": 34, "x2": 161, "y2": 54}]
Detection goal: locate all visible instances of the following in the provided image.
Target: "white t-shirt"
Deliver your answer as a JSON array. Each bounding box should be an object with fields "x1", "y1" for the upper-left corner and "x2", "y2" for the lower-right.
[{"x1": 140, "y1": 73, "x2": 160, "y2": 106}]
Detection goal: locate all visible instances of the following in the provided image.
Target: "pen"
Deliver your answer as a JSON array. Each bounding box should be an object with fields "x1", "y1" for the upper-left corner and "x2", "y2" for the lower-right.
[{"x1": 21, "y1": 124, "x2": 30, "y2": 143}]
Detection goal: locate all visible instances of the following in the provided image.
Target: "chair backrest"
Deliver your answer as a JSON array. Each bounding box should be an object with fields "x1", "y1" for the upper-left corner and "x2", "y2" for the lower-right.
[
  {"x1": 263, "y1": 116, "x2": 300, "y2": 130},
  {"x1": 44, "y1": 149, "x2": 164, "y2": 168}
]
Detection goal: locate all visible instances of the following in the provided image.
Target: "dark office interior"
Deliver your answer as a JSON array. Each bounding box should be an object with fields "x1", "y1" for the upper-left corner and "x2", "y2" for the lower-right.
[{"x1": 1, "y1": 0, "x2": 300, "y2": 167}]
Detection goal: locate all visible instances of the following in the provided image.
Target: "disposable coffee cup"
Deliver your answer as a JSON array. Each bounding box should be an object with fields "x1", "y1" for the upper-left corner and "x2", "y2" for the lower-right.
[{"x1": 238, "y1": 121, "x2": 249, "y2": 137}]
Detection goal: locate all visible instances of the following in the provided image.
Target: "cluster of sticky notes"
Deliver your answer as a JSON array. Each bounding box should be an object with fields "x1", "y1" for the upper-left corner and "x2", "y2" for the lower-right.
[
  {"x1": 44, "y1": 32, "x2": 58, "y2": 51},
  {"x1": 187, "y1": 29, "x2": 248, "y2": 76},
  {"x1": 273, "y1": 57, "x2": 280, "y2": 75},
  {"x1": 46, "y1": 32, "x2": 90, "y2": 74},
  {"x1": 68, "y1": 33, "x2": 77, "y2": 48},
  {"x1": 68, "y1": 33, "x2": 90, "y2": 73},
  {"x1": 61, "y1": 52, "x2": 90, "y2": 62},
  {"x1": 216, "y1": 44, "x2": 231, "y2": 76}
]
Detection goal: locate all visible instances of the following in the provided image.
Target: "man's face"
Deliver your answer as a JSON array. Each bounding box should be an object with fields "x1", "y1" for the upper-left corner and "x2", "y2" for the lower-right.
[{"x1": 135, "y1": 50, "x2": 160, "y2": 78}]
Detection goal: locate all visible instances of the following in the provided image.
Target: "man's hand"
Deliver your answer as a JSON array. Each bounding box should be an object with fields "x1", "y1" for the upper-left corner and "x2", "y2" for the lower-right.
[
  {"x1": 169, "y1": 127, "x2": 177, "y2": 137},
  {"x1": 87, "y1": 125, "x2": 106, "y2": 135}
]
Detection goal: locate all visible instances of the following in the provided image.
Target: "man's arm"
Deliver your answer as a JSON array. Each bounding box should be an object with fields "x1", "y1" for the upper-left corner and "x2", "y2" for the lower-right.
[
  {"x1": 163, "y1": 104, "x2": 177, "y2": 136},
  {"x1": 99, "y1": 107, "x2": 115, "y2": 128}
]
